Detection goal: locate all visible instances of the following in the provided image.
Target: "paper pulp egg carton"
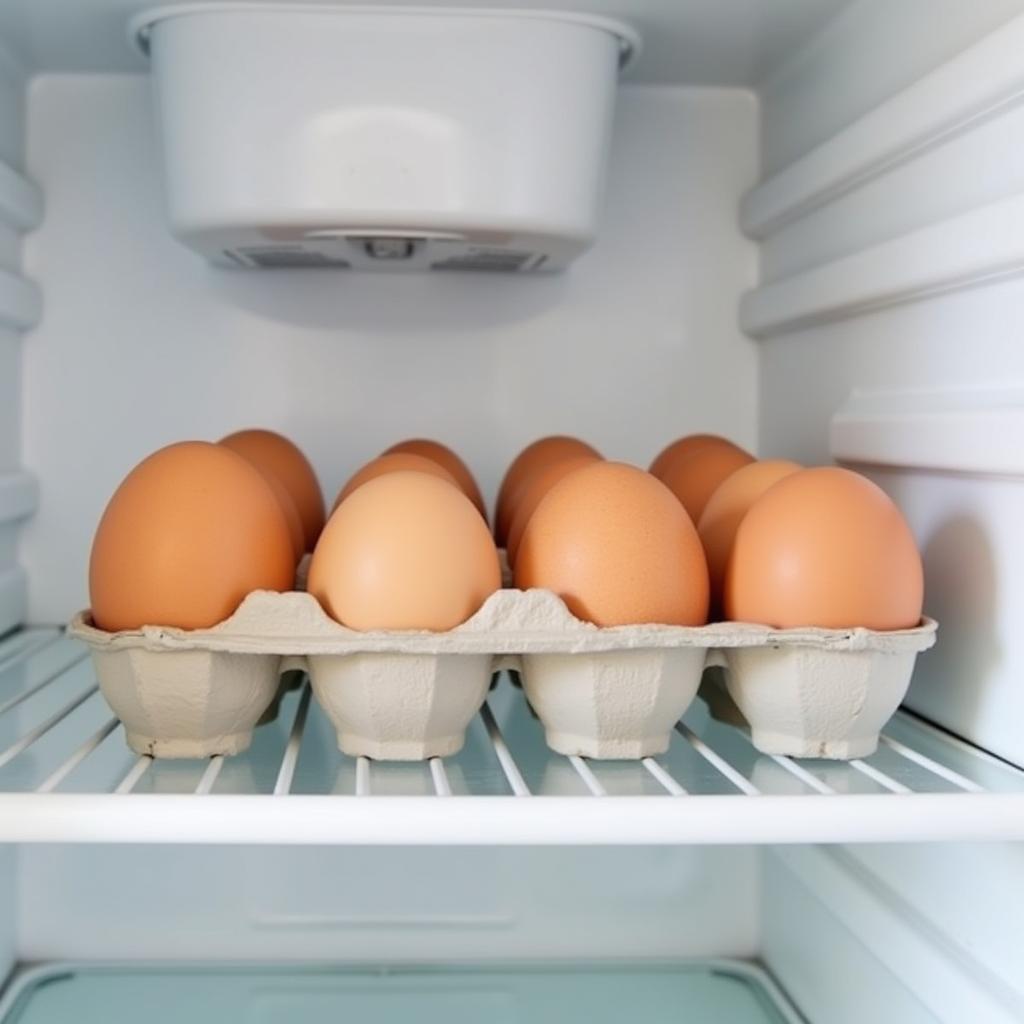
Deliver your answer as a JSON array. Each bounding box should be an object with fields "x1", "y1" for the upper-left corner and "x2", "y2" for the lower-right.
[
  {"x1": 710, "y1": 618, "x2": 937, "y2": 758},
  {"x1": 68, "y1": 591, "x2": 936, "y2": 763}
]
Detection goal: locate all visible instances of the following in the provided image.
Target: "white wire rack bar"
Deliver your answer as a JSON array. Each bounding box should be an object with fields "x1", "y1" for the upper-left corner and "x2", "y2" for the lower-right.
[
  {"x1": 569, "y1": 756, "x2": 606, "y2": 796},
  {"x1": 114, "y1": 757, "x2": 151, "y2": 795},
  {"x1": 0, "y1": 650, "x2": 89, "y2": 718},
  {"x1": 642, "y1": 757, "x2": 687, "y2": 795},
  {"x1": 0, "y1": 631, "x2": 1022, "y2": 845},
  {"x1": 0, "y1": 629, "x2": 59, "y2": 675},
  {"x1": 675, "y1": 722, "x2": 761, "y2": 795},
  {"x1": 878, "y1": 734, "x2": 986, "y2": 793},
  {"x1": 194, "y1": 756, "x2": 225, "y2": 796},
  {"x1": 479, "y1": 702, "x2": 530, "y2": 796},
  {"x1": 355, "y1": 757, "x2": 371, "y2": 796},
  {"x1": 769, "y1": 755, "x2": 836, "y2": 795},
  {"x1": 2, "y1": 793, "x2": 1023, "y2": 845},
  {"x1": 848, "y1": 758, "x2": 911, "y2": 794},
  {"x1": 36, "y1": 716, "x2": 119, "y2": 794},
  {"x1": 0, "y1": 684, "x2": 98, "y2": 769},
  {"x1": 273, "y1": 683, "x2": 311, "y2": 796},
  {"x1": 430, "y1": 758, "x2": 452, "y2": 797}
]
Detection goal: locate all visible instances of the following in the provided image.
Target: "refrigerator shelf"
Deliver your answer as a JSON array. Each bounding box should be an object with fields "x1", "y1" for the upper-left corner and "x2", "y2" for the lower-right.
[{"x1": 0, "y1": 628, "x2": 1022, "y2": 845}]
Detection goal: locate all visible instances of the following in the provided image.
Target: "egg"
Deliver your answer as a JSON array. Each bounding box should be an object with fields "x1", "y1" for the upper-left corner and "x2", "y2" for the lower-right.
[
  {"x1": 220, "y1": 429, "x2": 325, "y2": 551},
  {"x1": 260, "y1": 473, "x2": 305, "y2": 564},
  {"x1": 515, "y1": 461, "x2": 709, "y2": 626},
  {"x1": 505, "y1": 453, "x2": 599, "y2": 566},
  {"x1": 89, "y1": 442, "x2": 295, "y2": 632},
  {"x1": 697, "y1": 459, "x2": 801, "y2": 613},
  {"x1": 382, "y1": 439, "x2": 486, "y2": 519},
  {"x1": 657, "y1": 444, "x2": 754, "y2": 524},
  {"x1": 333, "y1": 453, "x2": 457, "y2": 511},
  {"x1": 309, "y1": 471, "x2": 501, "y2": 631},
  {"x1": 494, "y1": 436, "x2": 601, "y2": 546},
  {"x1": 649, "y1": 433, "x2": 747, "y2": 480},
  {"x1": 725, "y1": 466, "x2": 924, "y2": 630}
]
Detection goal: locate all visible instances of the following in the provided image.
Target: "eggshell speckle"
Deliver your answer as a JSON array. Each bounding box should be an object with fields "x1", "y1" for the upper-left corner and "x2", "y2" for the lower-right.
[
  {"x1": 333, "y1": 453, "x2": 457, "y2": 511},
  {"x1": 220, "y1": 429, "x2": 325, "y2": 551},
  {"x1": 383, "y1": 439, "x2": 486, "y2": 519},
  {"x1": 89, "y1": 441, "x2": 295, "y2": 632},
  {"x1": 725, "y1": 466, "x2": 924, "y2": 630},
  {"x1": 309, "y1": 471, "x2": 501, "y2": 631},
  {"x1": 495, "y1": 436, "x2": 601, "y2": 545},
  {"x1": 515, "y1": 461, "x2": 709, "y2": 627},
  {"x1": 698, "y1": 459, "x2": 801, "y2": 613}
]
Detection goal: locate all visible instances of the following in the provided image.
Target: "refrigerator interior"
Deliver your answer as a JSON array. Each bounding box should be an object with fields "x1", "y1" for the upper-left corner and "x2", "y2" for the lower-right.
[{"x1": 1, "y1": 2, "x2": 1024, "y2": 1023}]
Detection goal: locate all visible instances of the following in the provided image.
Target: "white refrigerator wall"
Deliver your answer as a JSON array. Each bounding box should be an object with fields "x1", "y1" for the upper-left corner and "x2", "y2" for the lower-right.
[
  {"x1": 16, "y1": 846, "x2": 758, "y2": 963},
  {"x1": 750, "y1": 6, "x2": 1024, "y2": 1022},
  {"x1": 20, "y1": 78, "x2": 759, "y2": 625},
  {"x1": 0, "y1": 46, "x2": 37, "y2": 638},
  {"x1": 0, "y1": 42, "x2": 26, "y2": 985}
]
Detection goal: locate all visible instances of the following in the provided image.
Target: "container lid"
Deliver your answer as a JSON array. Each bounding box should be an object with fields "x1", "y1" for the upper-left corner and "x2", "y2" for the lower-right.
[{"x1": 130, "y1": 3, "x2": 642, "y2": 70}]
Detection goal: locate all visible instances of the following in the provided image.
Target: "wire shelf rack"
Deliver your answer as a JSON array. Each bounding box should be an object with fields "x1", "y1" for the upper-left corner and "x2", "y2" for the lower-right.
[{"x1": 1, "y1": 629, "x2": 1022, "y2": 845}]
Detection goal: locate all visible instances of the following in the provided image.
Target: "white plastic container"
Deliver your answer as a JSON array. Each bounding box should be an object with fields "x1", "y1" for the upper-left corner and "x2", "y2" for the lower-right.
[{"x1": 133, "y1": 4, "x2": 639, "y2": 271}]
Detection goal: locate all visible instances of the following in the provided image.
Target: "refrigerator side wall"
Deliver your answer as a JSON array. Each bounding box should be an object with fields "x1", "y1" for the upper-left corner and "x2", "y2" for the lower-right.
[
  {"x1": 750, "y1": 3, "x2": 1024, "y2": 765},
  {"x1": 753, "y1": 10, "x2": 1024, "y2": 1022},
  {"x1": 0, "y1": 40, "x2": 37, "y2": 636}
]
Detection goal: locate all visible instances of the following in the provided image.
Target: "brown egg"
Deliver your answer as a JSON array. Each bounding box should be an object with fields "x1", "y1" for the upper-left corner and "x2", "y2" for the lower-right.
[
  {"x1": 89, "y1": 442, "x2": 295, "y2": 632},
  {"x1": 650, "y1": 433, "x2": 747, "y2": 480},
  {"x1": 261, "y1": 473, "x2": 305, "y2": 564},
  {"x1": 515, "y1": 461, "x2": 709, "y2": 626},
  {"x1": 505, "y1": 454, "x2": 600, "y2": 567},
  {"x1": 495, "y1": 436, "x2": 601, "y2": 546},
  {"x1": 698, "y1": 459, "x2": 802, "y2": 614},
  {"x1": 382, "y1": 439, "x2": 486, "y2": 520},
  {"x1": 725, "y1": 466, "x2": 924, "y2": 630},
  {"x1": 658, "y1": 445, "x2": 754, "y2": 525},
  {"x1": 333, "y1": 453, "x2": 457, "y2": 511},
  {"x1": 220, "y1": 429, "x2": 325, "y2": 551},
  {"x1": 309, "y1": 471, "x2": 501, "y2": 631}
]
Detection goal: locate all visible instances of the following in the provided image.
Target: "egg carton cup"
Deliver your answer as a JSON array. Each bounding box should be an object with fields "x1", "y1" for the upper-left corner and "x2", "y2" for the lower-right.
[
  {"x1": 716, "y1": 619, "x2": 937, "y2": 759},
  {"x1": 69, "y1": 593, "x2": 936, "y2": 762},
  {"x1": 85, "y1": 644, "x2": 282, "y2": 758}
]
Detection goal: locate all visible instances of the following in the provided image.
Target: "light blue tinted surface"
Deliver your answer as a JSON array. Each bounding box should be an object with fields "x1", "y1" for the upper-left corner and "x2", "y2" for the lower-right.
[{"x1": 1, "y1": 963, "x2": 796, "y2": 1024}]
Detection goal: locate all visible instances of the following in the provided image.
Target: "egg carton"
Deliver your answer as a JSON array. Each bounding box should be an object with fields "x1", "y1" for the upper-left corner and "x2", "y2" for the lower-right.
[{"x1": 68, "y1": 591, "x2": 936, "y2": 762}]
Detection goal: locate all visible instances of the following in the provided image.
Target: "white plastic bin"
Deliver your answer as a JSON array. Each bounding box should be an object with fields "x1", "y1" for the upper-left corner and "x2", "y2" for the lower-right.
[{"x1": 134, "y1": 4, "x2": 639, "y2": 271}]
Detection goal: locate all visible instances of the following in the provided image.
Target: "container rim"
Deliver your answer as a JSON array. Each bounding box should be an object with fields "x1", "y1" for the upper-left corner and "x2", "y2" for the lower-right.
[{"x1": 129, "y1": 3, "x2": 642, "y2": 70}]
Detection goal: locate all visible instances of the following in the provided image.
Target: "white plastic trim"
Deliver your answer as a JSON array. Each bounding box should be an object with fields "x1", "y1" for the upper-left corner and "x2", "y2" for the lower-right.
[
  {"x1": 740, "y1": 193, "x2": 1024, "y2": 339},
  {"x1": 0, "y1": 265, "x2": 41, "y2": 331},
  {"x1": 0, "y1": 793, "x2": 1022, "y2": 845},
  {"x1": 129, "y1": 4, "x2": 642, "y2": 68},
  {"x1": 772, "y1": 848, "x2": 1024, "y2": 1024},
  {"x1": 831, "y1": 388, "x2": 1024, "y2": 477},
  {"x1": 0, "y1": 470, "x2": 39, "y2": 525},
  {"x1": 0, "y1": 159, "x2": 42, "y2": 233},
  {"x1": 741, "y1": 12, "x2": 1024, "y2": 239}
]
